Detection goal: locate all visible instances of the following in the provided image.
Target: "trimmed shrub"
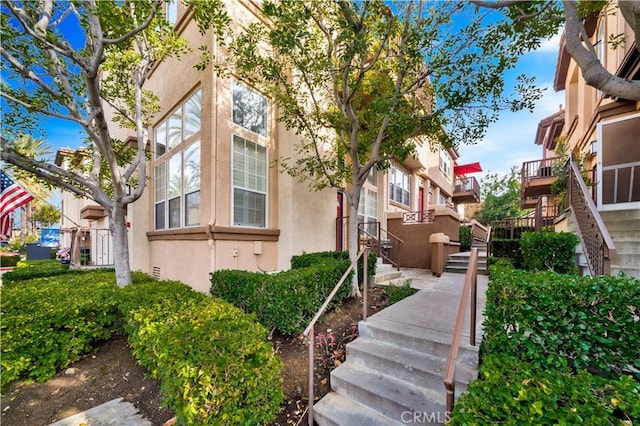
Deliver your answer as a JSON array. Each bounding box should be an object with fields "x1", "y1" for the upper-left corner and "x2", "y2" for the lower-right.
[
  {"x1": 123, "y1": 281, "x2": 283, "y2": 425},
  {"x1": 0, "y1": 271, "x2": 122, "y2": 387},
  {"x1": 520, "y1": 231, "x2": 579, "y2": 274},
  {"x1": 1, "y1": 252, "x2": 21, "y2": 267},
  {"x1": 450, "y1": 354, "x2": 640, "y2": 425},
  {"x1": 483, "y1": 268, "x2": 640, "y2": 373},
  {"x1": 1, "y1": 260, "x2": 107, "y2": 285},
  {"x1": 290, "y1": 250, "x2": 377, "y2": 282},
  {"x1": 459, "y1": 226, "x2": 472, "y2": 252},
  {"x1": 211, "y1": 258, "x2": 353, "y2": 334},
  {"x1": 490, "y1": 238, "x2": 522, "y2": 268}
]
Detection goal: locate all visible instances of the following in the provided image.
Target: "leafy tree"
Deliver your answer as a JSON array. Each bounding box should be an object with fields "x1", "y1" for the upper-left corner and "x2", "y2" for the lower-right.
[
  {"x1": 0, "y1": 1, "x2": 226, "y2": 285},
  {"x1": 472, "y1": 0, "x2": 640, "y2": 100},
  {"x1": 206, "y1": 0, "x2": 548, "y2": 295},
  {"x1": 474, "y1": 166, "x2": 528, "y2": 224},
  {"x1": 33, "y1": 204, "x2": 61, "y2": 228}
]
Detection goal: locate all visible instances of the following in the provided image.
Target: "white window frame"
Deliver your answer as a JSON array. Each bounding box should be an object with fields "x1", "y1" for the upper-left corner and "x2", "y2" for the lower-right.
[
  {"x1": 232, "y1": 135, "x2": 268, "y2": 228},
  {"x1": 232, "y1": 80, "x2": 269, "y2": 137},
  {"x1": 389, "y1": 161, "x2": 410, "y2": 207}
]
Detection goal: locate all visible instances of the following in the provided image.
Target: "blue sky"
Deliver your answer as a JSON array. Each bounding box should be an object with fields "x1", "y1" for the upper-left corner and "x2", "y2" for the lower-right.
[{"x1": 456, "y1": 32, "x2": 564, "y2": 181}]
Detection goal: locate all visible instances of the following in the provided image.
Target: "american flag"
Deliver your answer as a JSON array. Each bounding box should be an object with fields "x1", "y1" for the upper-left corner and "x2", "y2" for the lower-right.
[{"x1": 1, "y1": 170, "x2": 35, "y2": 240}]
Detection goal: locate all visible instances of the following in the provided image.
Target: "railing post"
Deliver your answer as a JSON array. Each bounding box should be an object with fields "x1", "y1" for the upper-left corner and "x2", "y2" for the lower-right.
[
  {"x1": 363, "y1": 247, "x2": 369, "y2": 321},
  {"x1": 470, "y1": 265, "x2": 477, "y2": 346},
  {"x1": 308, "y1": 324, "x2": 314, "y2": 426}
]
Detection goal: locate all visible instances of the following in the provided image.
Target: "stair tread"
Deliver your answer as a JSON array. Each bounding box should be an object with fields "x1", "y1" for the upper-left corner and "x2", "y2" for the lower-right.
[{"x1": 314, "y1": 392, "x2": 401, "y2": 426}]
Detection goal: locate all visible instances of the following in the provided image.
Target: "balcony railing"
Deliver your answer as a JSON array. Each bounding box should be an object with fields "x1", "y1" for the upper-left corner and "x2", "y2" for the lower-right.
[
  {"x1": 402, "y1": 209, "x2": 436, "y2": 224},
  {"x1": 453, "y1": 176, "x2": 481, "y2": 204},
  {"x1": 521, "y1": 157, "x2": 560, "y2": 199},
  {"x1": 358, "y1": 221, "x2": 404, "y2": 270},
  {"x1": 567, "y1": 158, "x2": 616, "y2": 276}
]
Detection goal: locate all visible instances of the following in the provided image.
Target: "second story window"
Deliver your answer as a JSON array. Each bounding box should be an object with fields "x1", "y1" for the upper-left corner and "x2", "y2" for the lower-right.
[
  {"x1": 389, "y1": 162, "x2": 410, "y2": 206},
  {"x1": 439, "y1": 149, "x2": 451, "y2": 177},
  {"x1": 233, "y1": 81, "x2": 268, "y2": 137}
]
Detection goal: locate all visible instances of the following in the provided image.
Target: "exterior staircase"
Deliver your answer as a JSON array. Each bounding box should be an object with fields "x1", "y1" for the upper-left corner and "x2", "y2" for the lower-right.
[
  {"x1": 600, "y1": 209, "x2": 640, "y2": 279},
  {"x1": 314, "y1": 275, "x2": 486, "y2": 425},
  {"x1": 444, "y1": 249, "x2": 488, "y2": 275},
  {"x1": 374, "y1": 258, "x2": 403, "y2": 284}
]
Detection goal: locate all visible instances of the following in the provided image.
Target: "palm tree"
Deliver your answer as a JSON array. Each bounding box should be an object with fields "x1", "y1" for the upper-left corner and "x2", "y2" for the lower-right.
[{"x1": 6, "y1": 135, "x2": 53, "y2": 242}]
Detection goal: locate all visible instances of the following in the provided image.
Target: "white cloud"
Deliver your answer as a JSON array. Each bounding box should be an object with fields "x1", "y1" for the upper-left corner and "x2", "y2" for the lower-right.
[{"x1": 535, "y1": 31, "x2": 563, "y2": 55}]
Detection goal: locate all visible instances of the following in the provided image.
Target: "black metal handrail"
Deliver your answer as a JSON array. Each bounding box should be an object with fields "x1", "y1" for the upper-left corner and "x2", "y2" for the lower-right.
[
  {"x1": 567, "y1": 158, "x2": 616, "y2": 276},
  {"x1": 358, "y1": 222, "x2": 403, "y2": 270}
]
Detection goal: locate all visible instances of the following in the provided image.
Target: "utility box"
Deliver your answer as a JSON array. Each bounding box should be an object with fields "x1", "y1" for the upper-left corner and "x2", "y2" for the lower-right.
[
  {"x1": 430, "y1": 233, "x2": 450, "y2": 277},
  {"x1": 26, "y1": 242, "x2": 52, "y2": 261}
]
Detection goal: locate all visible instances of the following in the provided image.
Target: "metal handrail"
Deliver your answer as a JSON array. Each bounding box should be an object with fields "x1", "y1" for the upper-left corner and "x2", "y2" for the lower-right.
[
  {"x1": 444, "y1": 248, "x2": 479, "y2": 415},
  {"x1": 358, "y1": 222, "x2": 404, "y2": 270},
  {"x1": 402, "y1": 209, "x2": 436, "y2": 224},
  {"x1": 303, "y1": 247, "x2": 371, "y2": 426},
  {"x1": 567, "y1": 157, "x2": 616, "y2": 276}
]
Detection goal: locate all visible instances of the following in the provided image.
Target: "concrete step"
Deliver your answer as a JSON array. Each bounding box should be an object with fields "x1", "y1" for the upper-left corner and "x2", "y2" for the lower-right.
[
  {"x1": 612, "y1": 252, "x2": 640, "y2": 268},
  {"x1": 601, "y1": 218, "x2": 640, "y2": 232},
  {"x1": 358, "y1": 317, "x2": 480, "y2": 362},
  {"x1": 444, "y1": 266, "x2": 489, "y2": 276},
  {"x1": 608, "y1": 230, "x2": 640, "y2": 241},
  {"x1": 375, "y1": 271, "x2": 403, "y2": 284},
  {"x1": 346, "y1": 338, "x2": 476, "y2": 391},
  {"x1": 612, "y1": 240, "x2": 640, "y2": 255},
  {"x1": 610, "y1": 265, "x2": 640, "y2": 279},
  {"x1": 330, "y1": 362, "x2": 446, "y2": 422},
  {"x1": 600, "y1": 209, "x2": 640, "y2": 221},
  {"x1": 314, "y1": 392, "x2": 401, "y2": 426}
]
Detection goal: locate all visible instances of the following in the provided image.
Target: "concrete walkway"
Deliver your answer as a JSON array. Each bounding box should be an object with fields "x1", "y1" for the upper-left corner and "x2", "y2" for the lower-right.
[{"x1": 47, "y1": 398, "x2": 151, "y2": 426}]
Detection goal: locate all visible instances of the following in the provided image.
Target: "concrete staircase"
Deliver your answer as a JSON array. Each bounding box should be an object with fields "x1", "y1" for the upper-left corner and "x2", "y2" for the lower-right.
[
  {"x1": 600, "y1": 209, "x2": 640, "y2": 279},
  {"x1": 314, "y1": 275, "x2": 486, "y2": 425},
  {"x1": 374, "y1": 258, "x2": 403, "y2": 284},
  {"x1": 444, "y1": 250, "x2": 488, "y2": 275}
]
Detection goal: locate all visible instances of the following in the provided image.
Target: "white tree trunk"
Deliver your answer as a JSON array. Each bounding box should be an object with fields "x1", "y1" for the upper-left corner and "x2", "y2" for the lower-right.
[
  {"x1": 110, "y1": 203, "x2": 132, "y2": 286},
  {"x1": 347, "y1": 185, "x2": 362, "y2": 298}
]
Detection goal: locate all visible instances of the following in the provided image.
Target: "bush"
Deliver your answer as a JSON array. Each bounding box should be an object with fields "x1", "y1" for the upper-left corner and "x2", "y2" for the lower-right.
[
  {"x1": 211, "y1": 257, "x2": 353, "y2": 334},
  {"x1": 459, "y1": 226, "x2": 472, "y2": 252},
  {"x1": 123, "y1": 281, "x2": 283, "y2": 425},
  {"x1": 0, "y1": 260, "x2": 105, "y2": 285},
  {"x1": 483, "y1": 268, "x2": 640, "y2": 373},
  {"x1": 1, "y1": 271, "x2": 122, "y2": 387},
  {"x1": 490, "y1": 238, "x2": 522, "y2": 268},
  {"x1": 290, "y1": 250, "x2": 377, "y2": 283},
  {"x1": 520, "y1": 231, "x2": 579, "y2": 274},
  {"x1": 384, "y1": 280, "x2": 417, "y2": 305},
  {"x1": 0, "y1": 252, "x2": 21, "y2": 267},
  {"x1": 450, "y1": 354, "x2": 640, "y2": 425}
]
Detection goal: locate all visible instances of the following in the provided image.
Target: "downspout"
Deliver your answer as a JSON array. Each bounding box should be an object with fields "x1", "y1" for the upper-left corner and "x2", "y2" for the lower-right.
[{"x1": 208, "y1": 30, "x2": 219, "y2": 275}]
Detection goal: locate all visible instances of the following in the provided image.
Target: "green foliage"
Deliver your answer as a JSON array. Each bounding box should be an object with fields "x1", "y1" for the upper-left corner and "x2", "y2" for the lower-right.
[
  {"x1": 483, "y1": 268, "x2": 640, "y2": 373},
  {"x1": 459, "y1": 226, "x2": 472, "y2": 252},
  {"x1": 123, "y1": 281, "x2": 283, "y2": 425},
  {"x1": 211, "y1": 258, "x2": 354, "y2": 334},
  {"x1": 1, "y1": 260, "x2": 110, "y2": 286},
  {"x1": 475, "y1": 167, "x2": 528, "y2": 223},
  {"x1": 490, "y1": 239, "x2": 523, "y2": 268},
  {"x1": 450, "y1": 354, "x2": 640, "y2": 425},
  {"x1": 33, "y1": 204, "x2": 61, "y2": 227},
  {"x1": 290, "y1": 250, "x2": 377, "y2": 282},
  {"x1": 0, "y1": 271, "x2": 122, "y2": 387},
  {"x1": 383, "y1": 281, "x2": 417, "y2": 305},
  {"x1": 520, "y1": 231, "x2": 579, "y2": 274},
  {"x1": 0, "y1": 252, "x2": 21, "y2": 267}
]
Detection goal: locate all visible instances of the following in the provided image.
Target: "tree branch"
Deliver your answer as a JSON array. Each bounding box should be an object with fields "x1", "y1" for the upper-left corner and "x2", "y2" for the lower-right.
[{"x1": 103, "y1": 0, "x2": 163, "y2": 45}]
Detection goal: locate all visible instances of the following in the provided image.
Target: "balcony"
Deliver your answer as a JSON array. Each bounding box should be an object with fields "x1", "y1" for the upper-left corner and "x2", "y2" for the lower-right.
[
  {"x1": 452, "y1": 176, "x2": 481, "y2": 204},
  {"x1": 521, "y1": 157, "x2": 560, "y2": 200},
  {"x1": 80, "y1": 204, "x2": 106, "y2": 220}
]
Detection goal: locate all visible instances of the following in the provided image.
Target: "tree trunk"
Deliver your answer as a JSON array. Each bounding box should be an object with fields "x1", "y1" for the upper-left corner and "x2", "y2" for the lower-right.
[
  {"x1": 347, "y1": 185, "x2": 362, "y2": 297},
  {"x1": 110, "y1": 203, "x2": 132, "y2": 286}
]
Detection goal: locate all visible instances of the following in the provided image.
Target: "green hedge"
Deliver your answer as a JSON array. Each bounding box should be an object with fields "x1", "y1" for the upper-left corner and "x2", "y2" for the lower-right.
[
  {"x1": 490, "y1": 238, "x2": 522, "y2": 268},
  {"x1": 0, "y1": 252, "x2": 21, "y2": 267},
  {"x1": 122, "y1": 280, "x2": 283, "y2": 425},
  {"x1": 211, "y1": 257, "x2": 353, "y2": 334},
  {"x1": 290, "y1": 249, "x2": 377, "y2": 282},
  {"x1": 483, "y1": 268, "x2": 640, "y2": 373},
  {"x1": 450, "y1": 354, "x2": 640, "y2": 425},
  {"x1": 0, "y1": 271, "x2": 122, "y2": 387},
  {"x1": 520, "y1": 231, "x2": 579, "y2": 274},
  {"x1": 1, "y1": 259, "x2": 107, "y2": 285},
  {"x1": 459, "y1": 226, "x2": 472, "y2": 252}
]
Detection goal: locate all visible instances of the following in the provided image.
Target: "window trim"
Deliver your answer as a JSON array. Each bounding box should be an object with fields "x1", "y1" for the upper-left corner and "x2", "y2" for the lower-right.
[
  {"x1": 389, "y1": 161, "x2": 411, "y2": 207},
  {"x1": 232, "y1": 80, "x2": 269, "y2": 138}
]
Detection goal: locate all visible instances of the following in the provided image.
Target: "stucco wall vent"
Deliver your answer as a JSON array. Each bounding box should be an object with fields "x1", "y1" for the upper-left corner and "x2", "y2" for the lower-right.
[{"x1": 152, "y1": 266, "x2": 160, "y2": 279}]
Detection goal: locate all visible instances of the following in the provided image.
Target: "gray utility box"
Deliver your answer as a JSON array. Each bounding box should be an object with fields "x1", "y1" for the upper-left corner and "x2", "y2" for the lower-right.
[{"x1": 26, "y1": 242, "x2": 53, "y2": 260}]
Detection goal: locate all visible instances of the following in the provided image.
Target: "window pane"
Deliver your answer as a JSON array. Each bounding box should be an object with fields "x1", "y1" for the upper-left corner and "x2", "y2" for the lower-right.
[
  {"x1": 233, "y1": 189, "x2": 265, "y2": 227},
  {"x1": 183, "y1": 141, "x2": 200, "y2": 193},
  {"x1": 169, "y1": 197, "x2": 181, "y2": 228},
  {"x1": 155, "y1": 122, "x2": 166, "y2": 158},
  {"x1": 155, "y1": 162, "x2": 166, "y2": 202},
  {"x1": 183, "y1": 90, "x2": 201, "y2": 139},
  {"x1": 155, "y1": 201, "x2": 165, "y2": 230},
  {"x1": 185, "y1": 191, "x2": 200, "y2": 226},
  {"x1": 168, "y1": 106, "x2": 182, "y2": 150},
  {"x1": 168, "y1": 154, "x2": 182, "y2": 198},
  {"x1": 233, "y1": 81, "x2": 268, "y2": 137}
]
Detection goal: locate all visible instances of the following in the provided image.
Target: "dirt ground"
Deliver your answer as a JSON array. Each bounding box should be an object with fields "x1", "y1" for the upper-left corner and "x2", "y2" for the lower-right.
[{"x1": 0, "y1": 287, "x2": 391, "y2": 426}]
